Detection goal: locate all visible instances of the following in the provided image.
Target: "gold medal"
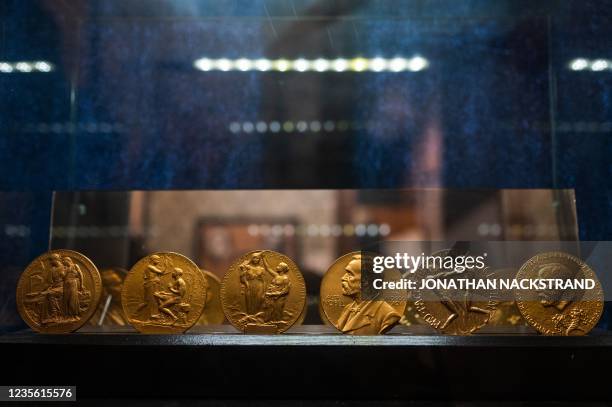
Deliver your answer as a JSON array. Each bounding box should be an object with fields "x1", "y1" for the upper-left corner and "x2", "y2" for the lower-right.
[
  {"x1": 410, "y1": 249, "x2": 499, "y2": 335},
  {"x1": 122, "y1": 252, "x2": 206, "y2": 333},
  {"x1": 515, "y1": 251, "x2": 603, "y2": 335},
  {"x1": 220, "y1": 250, "x2": 306, "y2": 334},
  {"x1": 320, "y1": 252, "x2": 405, "y2": 335},
  {"x1": 16, "y1": 249, "x2": 102, "y2": 333}
]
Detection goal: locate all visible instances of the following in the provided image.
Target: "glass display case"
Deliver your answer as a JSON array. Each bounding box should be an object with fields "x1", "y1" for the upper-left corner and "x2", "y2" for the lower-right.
[{"x1": 1, "y1": 0, "x2": 611, "y2": 403}]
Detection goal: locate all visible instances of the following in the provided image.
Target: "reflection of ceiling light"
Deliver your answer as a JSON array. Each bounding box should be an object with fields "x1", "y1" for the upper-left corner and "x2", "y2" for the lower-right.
[
  {"x1": 568, "y1": 58, "x2": 612, "y2": 72},
  {"x1": 193, "y1": 56, "x2": 429, "y2": 73},
  {"x1": 569, "y1": 58, "x2": 589, "y2": 71},
  {"x1": 283, "y1": 121, "x2": 295, "y2": 132},
  {"x1": 0, "y1": 63, "x2": 13, "y2": 73},
  {"x1": 388, "y1": 57, "x2": 408, "y2": 72},
  {"x1": 0, "y1": 60, "x2": 54, "y2": 73},
  {"x1": 15, "y1": 62, "x2": 33, "y2": 72},
  {"x1": 269, "y1": 121, "x2": 281, "y2": 133},
  {"x1": 194, "y1": 58, "x2": 212, "y2": 71},
  {"x1": 229, "y1": 120, "x2": 363, "y2": 134},
  {"x1": 350, "y1": 57, "x2": 368, "y2": 72},
  {"x1": 407, "y1": 55, "x2": 429, "y2": 71},
  {"x1": 33, "y1": 61, "x2": 52, "y2": 72},
  {"x1": 235, "y1": 58, "x2": 253, "y2": 71},
  {"x1": 247, "y1": 222, "x2": 391, "y2": 237},
  {"x1": 254, "y1": 58, "x2": 272, "y2": 71},
  {"x1": 591, "y1": 59, "x2": 609, "y2": 71},
  {"x1": 331, "y1": 58, "x2": 348, "y2": 72},
  {"x1": 293, "y1": 58, "x2": 310, "y2": 72},
  {"x1": 313, "y1": 58, "x2": 330, "y2": 72},
  {"x1": 242, "y1": 122, "x2": 254, "y2": 133},
  {"x1": 229, "y1": 122, "x2": 241, "y2": 133},
  {"x1": 274, "y1": 59, "x2": 290, "y2": 72},
  {"x1": 215, "y1": 58, "x2": 232, "y2": 71},
  {"x1": 369, "y1": 57, "x2": 387, "y2": 72}
]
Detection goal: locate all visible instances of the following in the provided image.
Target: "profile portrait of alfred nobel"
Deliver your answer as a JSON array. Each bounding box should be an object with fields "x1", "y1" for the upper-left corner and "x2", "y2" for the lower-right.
[
  {"x1": 336, "y1": 254, "x2": 401, "y2": 335},
  {"x1": 536, "y1": 263, "x2": 579, "y2": 312}
]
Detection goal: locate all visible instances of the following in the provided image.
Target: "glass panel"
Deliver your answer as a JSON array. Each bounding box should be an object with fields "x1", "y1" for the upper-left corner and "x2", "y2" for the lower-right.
[{"x1": 48, "y1": 188, "x2": 577, "y2": 329}]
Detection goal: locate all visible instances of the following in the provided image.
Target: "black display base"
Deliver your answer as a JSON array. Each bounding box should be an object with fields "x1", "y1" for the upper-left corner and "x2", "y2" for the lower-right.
[{"x1": 1, "y1": 325, "x2": 611, "y2": 401}]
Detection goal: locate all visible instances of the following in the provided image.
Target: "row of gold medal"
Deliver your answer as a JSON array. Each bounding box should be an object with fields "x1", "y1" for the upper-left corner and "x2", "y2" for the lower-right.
[{"x1": 16, "y1": 249, "x2": 603, "y2": 335}]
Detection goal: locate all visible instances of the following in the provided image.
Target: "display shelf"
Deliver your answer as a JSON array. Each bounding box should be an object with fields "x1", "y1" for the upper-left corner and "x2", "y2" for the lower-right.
[
  {"x1": 1, "y1": 325, "x2": 611, "y2": 400},
  {"x1": 2, "y1": 325, "x2": 611, "y2": 347}
]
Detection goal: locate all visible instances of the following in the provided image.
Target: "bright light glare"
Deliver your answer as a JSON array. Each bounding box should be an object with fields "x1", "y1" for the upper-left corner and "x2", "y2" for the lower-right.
[
  {"x1": 274, "y1": 59, "x2": 290, "y2": 72},
  {"x1": 0, "y1": 60, "x2": 54, "y2": 73},
  {"x1": 0, "y1": 63, "x2": 13, "y2": 73},
  {"x1": 254, "y1": 58, "x2": 272, "y2": 71},
  {"x1": 568, "y1": 58, "x2": 612, "y2": 72},
  {"x1": 15, "y1": 62, "x2": 33, "y2": 72},
  {"x1": 569, "y1": 58, "x2": 589, "y2": 71},
  {"x1": 293, "y1": 58, "x2": 310, "y2": 72},
  {"x1": 369, "y1": 57, "x2": 387, "y2": 72},
  {"x1": 193, "y1": 56, "x2": 430, "y2": 73},
  {"x1": 313, "y1": 58, "x2": 330, "y2": 72},
  {"x1": 332, "y1": 58, "x2": 348, "y2": 72},
  {"x1": 408, "y1": 56, "x2": 429, "y2": 71},
  {"x1": 235, "y1": 58, "x2": 253, "y2": 71},
  {"x1": 215, "y1": 59, "x2": 232, "y2": 71},
  {"x1": 591, "y1": 59, "x2": 609, "y2": 71},
  {"x1": 350, "y1": 58, "x2": 368, "y2": 72},
  {"x1": 194, "y1": 58, "x2": 212, "y2": 71},
  {"x1": 388, "y1": 57, "x2": 408, "y2": 72},
  {"x1": 33, "y1": 61, "x2": 52, "y2": 72}
]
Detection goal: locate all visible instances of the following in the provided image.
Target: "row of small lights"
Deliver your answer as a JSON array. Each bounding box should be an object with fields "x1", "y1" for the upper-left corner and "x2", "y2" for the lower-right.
[
  {"x1": 4, "y1": 225, "x2": 31, "y2": 238},
  {"x1": 21, "y1": 122, "x2": 125, "y2": 134},
  {"x1": 6, "y1": 58, "x2": 608, "y2": 74},
  {"x1": 247, "y1": 223, "x2": 391, "y2": 238},
  {"x1": 232, "y1": 119, "x2": 612, "y2": 135},
  {"x1": 477, "y1": 223, "x2": 559, "y2": 237},
  {"x1": 569, "y1": 58, "x2": 612, "y2": 72},
  {"x1": 0, "y1": 61, "x2": 54, "y2": 73},
  {"x1": 8, "y1": 223, "x2": 561, "y2": 239},
  {"x1": 229, "y1": 120, "x2": 353, "y2": 134},
  {"x1": 51, "y1": 226, "x2": 160, "y2": 238},
  {"x1": 194, "y1": 56, "x2": 429, "y2": 73}
]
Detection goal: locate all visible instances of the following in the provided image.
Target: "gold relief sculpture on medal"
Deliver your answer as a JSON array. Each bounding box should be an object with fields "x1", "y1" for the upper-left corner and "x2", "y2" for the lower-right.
[
  {"x1": 121, "y1": 252, "x2": 207, "y2": 333},
  {"x1": 410, "y1": 249, "x2": 500, "y2": 335},
  {"x1": 515, "y1": 251, "x2": 604, "y2": 336},
  {"x1": 16, "y1": 249, "x2": 102, "y2": 333},
  {"x1": 220, "y1": 250, "x2": 306, "y2": 334},
  {"x1": 320, "y1": 252, "x2": 406, "y2": 335}
]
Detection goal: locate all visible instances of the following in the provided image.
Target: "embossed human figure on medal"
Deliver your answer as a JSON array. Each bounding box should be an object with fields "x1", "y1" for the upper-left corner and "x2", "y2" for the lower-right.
[
  {"x1": 320, "y1": 252, "x2": 406, "y2": 335},
  {"x1": 122, "y1": 252, "x2": 206, "y2": 333},
  {"x1": 237, "y1": 252, "x2": 292, "y2": 328},
  {"x1": 515, "y1": 252, "x2": 603, "y2": 336},
  {"x1": 337, "y1": 254, "x2": 401, "y2": 334},
  {"x1": 24, "y1": 254, "x2": 89, "y2": 324},
  {"x1": 135, "y1": 257, "x2": 190, "y2": 325},
  {"x1": 17, "y1": 249, "x2": 102, "y2": 333},
  {"x1": 221, "y1": 250, "x2": 306, "y2": 334},
  {"x1": 411, "y1": 249, "x2": 499, "y2": 335}
]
